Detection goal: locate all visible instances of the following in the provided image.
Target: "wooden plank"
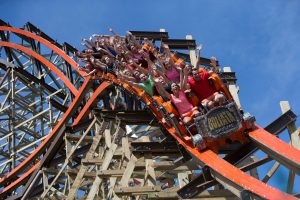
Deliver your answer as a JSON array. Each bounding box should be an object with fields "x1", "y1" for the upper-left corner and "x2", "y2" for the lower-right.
[
  {"x1": 42, "y1": 171, "x2": 48, "y2": 192},
  {"x1": 120, "y1": 155, "x2": 138, "y2": 186},
  {"x1": 186, "y1": 35, "x2": 197, "y2": 67},
  {"x1": 237, "y1": 156, "x2": 259, "y2": 179},
  {"x1": 40, "y1": 118, "x2": 97, "y2": 198},
  {"x1": 262, "y1": 162, "x2": 280, "y2": 183},
  {"x1": 107, "y1": 177, "x2": 117, "y2": 198},
  {"x1": 65, "y1": 134, "x2": 94, "y2": 142},
  {"x1": 145, "y1": 153, "x2": 156, "y2": 186},
  {"x1": 67, "y1": 122, "x2": 107, "y2": 200},
  {"x1": 137, "y1": 135, "x2": 157, "y2": 187},
  {"x1": 44, "y1": 168, "x2": 96, "y2": 178},
  {"x1": 104, "y1": 129, "x2": 112, "y2": 148},
  {"x1": 86, "y1": 143, "x2": 117, "y2": 200},
  {"x1": 280, "y1": 101, "x2": 300, "y2": 149},
  {"x1": 280, "y1": 101, "x2": 299, "y2": 194},
  {"x1": 122, "y1": 137, "x2": 131, "y2": 160},
  {"x1": 148, "y1": 188, "x2": 237, "y2": 199},
  {"x1": 223, "y1": 67, "x2": 241, "y2": 109},
  {"x1": 65, "y1": 134, "x2": 73, "y2": 163},
  {"x1": 80, "y1": 159, "x2": 193, "y2": 172},
  {"x1": 112, "y1": 195, "x2": 121, "y2": 200},
  {"x1": 178, "y1": 172, "x2": 189, "y2": 188},
  {"x1": 66, "y1": 156, "x2": 94, "y2": 196},
  {"x1": 44, "y1": 166, "x2": 191, "y2": 182},
  {"x1": 114, "y1": 186, "x2": 161, "y2": 194}
]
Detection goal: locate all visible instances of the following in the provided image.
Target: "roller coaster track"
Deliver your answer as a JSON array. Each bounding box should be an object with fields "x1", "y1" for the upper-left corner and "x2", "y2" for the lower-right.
[{"x1": 0, "y1": 21, "x2": 299, "y2": 199}]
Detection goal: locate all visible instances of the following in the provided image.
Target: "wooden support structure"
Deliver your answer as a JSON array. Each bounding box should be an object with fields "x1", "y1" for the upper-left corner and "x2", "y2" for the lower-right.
[
  {"x1": 186, "y1": 35, "x2": 197, "y2": 67},
  {"x1": 32, "y1": 114, "x2": 217, "y2": 199},
  {"x1": 223, "y1": 67, "x2": 241, "y2": 109},
  {"x1": 280, "y1": 101, "x2": 300, "y2": 194},
  {"x1": 21, "y1": 81, "x2": 299, "y2": 200},
  {"x1": 67, "y1": 121, "x2": 108, "y2": 200}
]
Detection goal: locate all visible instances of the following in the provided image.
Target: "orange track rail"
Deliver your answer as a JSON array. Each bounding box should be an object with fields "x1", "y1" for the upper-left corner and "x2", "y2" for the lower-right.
[
  {"x1": 249, "y1": 126, "x2": 300, "y2": 174},
  {"x1": 0, "y1": 162, "x2": 41, "y2": 195},
  {"x1": 0, "y1": 77, "x2": 92, "y2": 190},
  {"x1": 0, "y1": 81, "x2": 111, "y2": 196},
  {"x1": 73, "y1": 81, "x2": 111, "y2": 126},
  {"x1": 0, "y1": 26, "x2": 89, "y2": 192},
  {"x1": 0, "y1": 26, "x2": 299, "y2": 199},
  {"x1": 0, "y1": 41, "x2": 79, "y2": 96},
  {"x1": 0, "y1": 26, "x2": 85, "y2": 77},
  {"x1": 166, "y1": 128, "x2": 297, "y2": 199},
  {"x1": 0, "y1": 27, "x2": 111, "y2": 196}
]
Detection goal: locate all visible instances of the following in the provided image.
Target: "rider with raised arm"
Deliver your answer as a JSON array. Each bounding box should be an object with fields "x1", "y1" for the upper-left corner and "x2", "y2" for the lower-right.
[
  {"x1": 160, "y1": 43, "x2": 182, "y2": 83},
  {"x1": 118, "y1": 52, "x2": 156, "y2": 97},
  {"x1": 187, "y1": 45, "x2": 225, "y2": 109},
  {"x1": 155, "y1": 66, "x2": 200, "y2": 125}
]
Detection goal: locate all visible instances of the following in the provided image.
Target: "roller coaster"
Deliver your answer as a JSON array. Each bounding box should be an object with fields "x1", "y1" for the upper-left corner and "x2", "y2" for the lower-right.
[{"x1": 0, "y1": 19, "x2": 299, "y2": 199}]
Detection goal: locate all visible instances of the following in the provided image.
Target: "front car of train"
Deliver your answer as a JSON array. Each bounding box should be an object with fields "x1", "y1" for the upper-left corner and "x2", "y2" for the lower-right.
[{"x1": 189, "y1": 72, "x2": 256, "y2": 151}]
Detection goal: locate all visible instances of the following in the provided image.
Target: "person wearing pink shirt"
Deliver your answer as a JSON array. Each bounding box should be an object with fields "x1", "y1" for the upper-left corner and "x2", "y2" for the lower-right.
[
  {"x1": 156, "y1": 66, "x2": 199, "y2": 125},
  {"x1": 160, "y1": 43, "x2": 181, "y2": 83}
]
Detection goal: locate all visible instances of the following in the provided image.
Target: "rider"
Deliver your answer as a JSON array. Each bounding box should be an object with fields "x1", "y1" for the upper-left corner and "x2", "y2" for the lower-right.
[
  {"x1": 155, "y1": 66, "x2": 200, "y2": 125},
  {"x1": 186, "y1": 45, "x2": 225, "y2": 109}
]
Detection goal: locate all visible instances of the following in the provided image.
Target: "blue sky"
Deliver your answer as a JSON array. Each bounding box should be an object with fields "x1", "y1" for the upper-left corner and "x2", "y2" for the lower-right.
[{"x1": 1, "y1": 0, "x2": 299, "y2": 194}]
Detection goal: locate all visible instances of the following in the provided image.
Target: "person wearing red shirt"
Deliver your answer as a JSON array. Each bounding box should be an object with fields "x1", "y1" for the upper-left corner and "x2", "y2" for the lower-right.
[{"x1": 187, "y1": 67, "x2": 225, "y2": 109}]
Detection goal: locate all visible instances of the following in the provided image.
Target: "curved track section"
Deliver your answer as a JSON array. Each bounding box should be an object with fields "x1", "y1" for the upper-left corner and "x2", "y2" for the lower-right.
[
  {"x1": 0, "y1": 22, "x2": 85, "y2": 196},
  {"x1": 0, "y1": 26, "x2": 85, "y2": 77},
  {"x1": 0, "y1": 23, "x2": 299, "y2": 199},
  {"x1": 0, "y1": 77, "x2": 92, "y2": 192},
  {"x1": 249, "y1": 126, "x2": 300, "y2": 174},
  {"x1": 0, "y1": 41, "x2": 78, "y2": 95}
]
